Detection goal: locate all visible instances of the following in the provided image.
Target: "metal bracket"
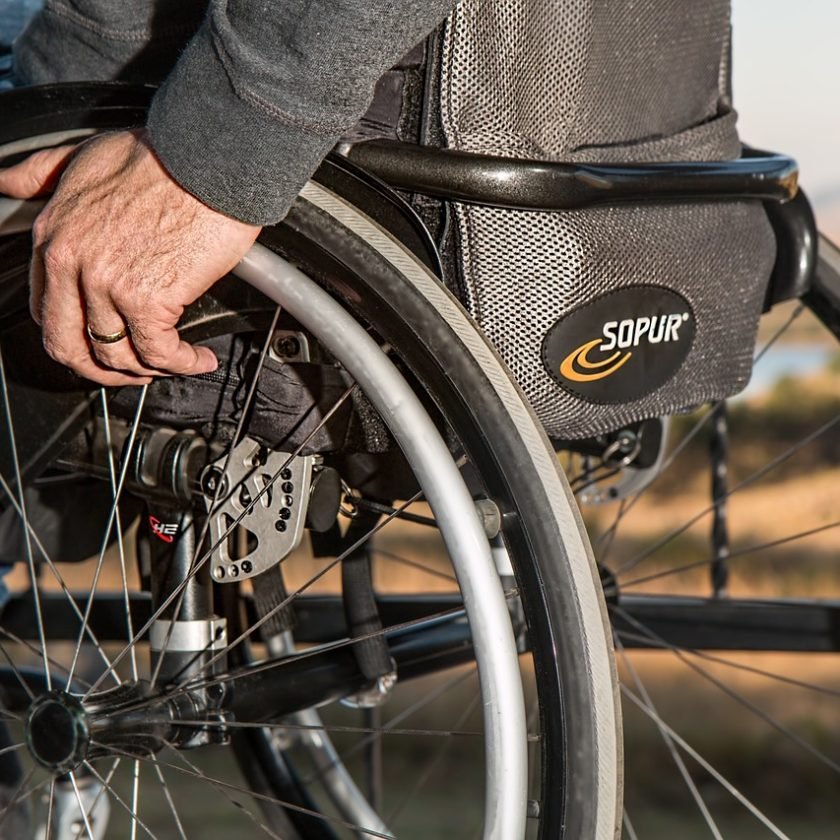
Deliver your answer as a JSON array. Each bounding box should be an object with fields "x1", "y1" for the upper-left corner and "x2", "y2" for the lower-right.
[{"x1": 203, "y1": 436, "x2": 313, "y2": 583}]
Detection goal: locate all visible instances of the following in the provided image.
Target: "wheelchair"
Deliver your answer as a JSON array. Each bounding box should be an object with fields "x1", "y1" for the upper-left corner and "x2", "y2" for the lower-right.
[{"x1": 0, "y1": 8, "x2": 837, "y2": 840}]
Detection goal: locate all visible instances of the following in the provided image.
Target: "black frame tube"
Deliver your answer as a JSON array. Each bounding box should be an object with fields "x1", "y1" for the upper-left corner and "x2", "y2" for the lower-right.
[{"x1": 346, "y1": 141, "x2": 798, "y2": 211}]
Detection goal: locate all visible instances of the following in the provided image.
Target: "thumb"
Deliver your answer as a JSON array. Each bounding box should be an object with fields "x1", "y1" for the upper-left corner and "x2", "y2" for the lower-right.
[{"x1": 0, "y1": 144, "x2": 78, "y2": 199}]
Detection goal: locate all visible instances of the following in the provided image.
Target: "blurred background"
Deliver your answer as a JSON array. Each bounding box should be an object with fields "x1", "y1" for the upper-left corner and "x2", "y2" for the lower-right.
[{"x1": 733, "y1": 0, "x2": 840, "y2": 238}]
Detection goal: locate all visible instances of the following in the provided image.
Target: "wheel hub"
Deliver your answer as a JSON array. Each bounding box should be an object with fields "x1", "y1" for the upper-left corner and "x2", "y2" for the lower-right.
[{"x1": 25, "y1": 691, "x2": 89, "y2": 774}]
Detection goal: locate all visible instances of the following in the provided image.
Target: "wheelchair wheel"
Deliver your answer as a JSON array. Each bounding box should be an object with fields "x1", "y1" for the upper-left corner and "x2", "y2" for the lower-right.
[
  {"x1": 570, "y1": 234, "x2": 840, "y2": 836},
  {"x1": 0, "y1": 86, "x2": 620, "y2": 839}
]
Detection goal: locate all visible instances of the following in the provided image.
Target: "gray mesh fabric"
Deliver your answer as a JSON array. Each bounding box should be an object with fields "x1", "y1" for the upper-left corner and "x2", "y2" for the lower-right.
[{"x1": 438, "y1": 0, "x2": 776, "y2": 438}]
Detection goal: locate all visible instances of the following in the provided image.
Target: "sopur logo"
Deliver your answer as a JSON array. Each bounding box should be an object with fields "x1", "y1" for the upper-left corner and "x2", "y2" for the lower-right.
[
  {"x1": 542, "y1": 287, "x2": 696, "y2": 403},
  {"x1": 561, "y1": 312, "x2": 691, "y2": 383}
]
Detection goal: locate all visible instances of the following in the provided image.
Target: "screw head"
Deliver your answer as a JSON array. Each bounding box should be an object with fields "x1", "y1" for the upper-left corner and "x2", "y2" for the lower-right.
[
  {"x1": 273, "y1": 335, "x2": 301, "y2": 358},
  {"x1": 275, "y1": 520, "x2": 287, "y2": 532},
  {"x1": 201, "y1": 467, "x2": 226, "y2": 498}
]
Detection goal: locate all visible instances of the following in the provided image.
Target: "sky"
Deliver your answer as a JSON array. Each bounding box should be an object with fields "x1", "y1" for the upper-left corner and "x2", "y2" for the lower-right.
[{"x1": 732, "y1": 0, "x2": 840, "y2": 226}]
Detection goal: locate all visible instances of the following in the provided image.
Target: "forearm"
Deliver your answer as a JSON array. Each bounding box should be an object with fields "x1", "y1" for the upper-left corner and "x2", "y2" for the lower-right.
[{"x1": 147, "y1": 0, "x2": 457, "y2": 225}]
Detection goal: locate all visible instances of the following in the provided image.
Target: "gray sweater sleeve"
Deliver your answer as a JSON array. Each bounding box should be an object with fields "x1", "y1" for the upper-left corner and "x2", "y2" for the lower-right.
[{"x1": 146, "y1": 0, "x2": 457, "y2": 225}]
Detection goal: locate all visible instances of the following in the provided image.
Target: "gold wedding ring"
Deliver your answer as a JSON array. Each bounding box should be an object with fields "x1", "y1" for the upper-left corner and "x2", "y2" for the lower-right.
[{"x1": 86, "y1": 324, "x2": 129, "y2": 344}]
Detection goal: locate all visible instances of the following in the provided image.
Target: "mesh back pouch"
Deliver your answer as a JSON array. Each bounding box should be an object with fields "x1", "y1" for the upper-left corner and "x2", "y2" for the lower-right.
[{"x1": 356, "y1": 0, "x2": 777, "y2": 439}]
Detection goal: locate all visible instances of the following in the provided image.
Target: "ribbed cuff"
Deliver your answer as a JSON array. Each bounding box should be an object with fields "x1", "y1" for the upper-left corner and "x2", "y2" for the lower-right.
[{"x1": 146, "y1": 25, "x2": 339, "y2": 226}]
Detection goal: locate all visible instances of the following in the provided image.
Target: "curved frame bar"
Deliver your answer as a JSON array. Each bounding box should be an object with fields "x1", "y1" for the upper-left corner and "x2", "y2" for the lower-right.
[{"x1": 347, "y1": 140, "x2": 799, "y2": 211}]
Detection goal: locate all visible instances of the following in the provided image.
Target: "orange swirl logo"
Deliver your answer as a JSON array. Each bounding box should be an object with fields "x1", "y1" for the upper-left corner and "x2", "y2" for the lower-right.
[{"x1": 559, "y1": 338, "x2": 632, "y2": 383}]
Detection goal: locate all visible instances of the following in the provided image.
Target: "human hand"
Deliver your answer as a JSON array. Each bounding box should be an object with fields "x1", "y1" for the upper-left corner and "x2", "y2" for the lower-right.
[{"x1": 0, "y1": 129, "x2": 261, "y2": 386}]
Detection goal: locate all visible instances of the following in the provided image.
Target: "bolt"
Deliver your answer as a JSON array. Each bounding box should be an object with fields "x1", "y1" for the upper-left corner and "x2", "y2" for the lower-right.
[
  {"x1": 282, "y1": 494, "x2": 294, "y2": 508},
  {"x1": 202, "y1": 467, "x2": 226, "y2": 498},
  {"x1": 279, "y1": 507, "x2": 291, "y2": 520},
  {"x1": 213, "y1": 566, "x2": 225, "y2": 580},
  {"x1": 617, "y1": 430, "x2": 637, "y2": 453},
  {"x1": 275, "y1": 520, "x2": 287, "y2": 532},
  {"x1": 241, "y1": 560, "x2": 253, "y2": 574},
  {"x1": 280, "y1": 468, "x2": 293, "y2": 481},
  {"x1": 273, "y1": 335, "x2": 301, "y2": 358},
  {"x1": 281, "y1": 481, "x2": 294, "y2": 494},
  {"x1": 228, "y1": 564, "x2": 240, "y2": 578}
]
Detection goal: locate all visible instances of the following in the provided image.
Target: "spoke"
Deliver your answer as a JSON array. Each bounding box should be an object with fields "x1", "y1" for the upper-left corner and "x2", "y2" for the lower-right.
[
  {"x1": 156, "y1": 719, "x2": 482, "y2": 738},
  {"x1": 615, "y1": 628, "x2": 840, "y2": 697},
  {"x1": 154, "y1": 742, "x2": 396, "y2": 840},
  {"x1": 373, "y1": 548, "x2": 459, "y2": 584},
  {"x1": 387, "y1": 692, "x2": 481, "y2": 826},
  {"x1": 69, "y1": 772, "x2": 96, "y2": 840},
  {"x1": 83, "y1": 760, "x2": 159, "y2": 840},
  {"x1": 0, "y1": 471, "x2": 118, "y2": 681},
  {"x1": 98, "y1": 739, "x2": 401, "y2": 838},
  {"x1": 70, "y1": 758, "x2": 121, "y2": 840},
  {"x1": 622, "y1": 808, "x2": 639, "y2": 840},
  {"x1": 101, "y1": 390, "x2": 138, "y2": 682},
  {"x1": 753, "y1": 302, "x2": 804, "y2": 364},
  {"x1": 130, "y1": 759, "x2": 141, "y2": 840},
  {"x1": 20, "y1": 392, "x2": 98, "y2": 481},
  {"x1": 301, "y1": 666, "x2": 478, "y2": 787},
  {"x1": 192, "y1": 488, "x2": 425, "y2": 680},
  {"x1": 162, "y1": 744, "x2": 284, "y2": 840},
  {"x1": 617, "y1": 517, "x2": 840, "y2": 591},
  {"x1": 594, "y1": 498, "x2": 626, "y2": 567},
  {"x1": 85, "y1": 379, "x2": 358, "y2": 699},
  {"x1": 594, "y1": 405, "x2": 717, "y2": 559},
  {"x1": 44, "y1": 778, "x2": 55, "y2": 840},
  {"x1": 68, "y1": 386, "x2": 148, "y2": 686},
  {"x1": 150, "y1": 757, "x2": 187, "y2": 840},
  {"x1": 621, "y1": 684, "x2": 792, "y2": 839},
  {"x1": 614, "y1": 606, "x2": 840, "y2": 774},
  {"x1": 616, "y1": 637, "x2": 723, "y2": 839},
  {"x1": 594, "y1": 305, "x2": 803, "y2": 565},
  {"x1": 0, "y1": 766, "x2": 41, "y2": 832},
  {"x1": 0, "y1": 639, "x2": 34, "y2": 702},
  {"x1": 614, "y1": 412, "x2": 840, "y2": 578},
  {"x1": 150, "y1": 308, "x2": 281, "y2": 689},
  {"x1": 99, "y1": 599, "x2": 468, "y2": 718},
  {"x1": 98, "y1": 744, "x2": 281, "y2": 840},
  {"x1": 351, "y1": 498, "x2": 438, "y2": 528},
  {"x1": 0, "y1": 624, "x2": 91, "y2": 692},
  {"x1": 0, "y1": 346, "x2": 50, "y2": 686}
]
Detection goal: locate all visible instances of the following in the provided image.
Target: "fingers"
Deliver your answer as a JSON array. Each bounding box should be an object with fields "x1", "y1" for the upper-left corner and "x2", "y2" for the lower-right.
[
  {"x1": 0, "y1": 145, "x2": 78, "y2": 199},
  {"x1": 37, "y1": 249, "x2": 152, "y2": 388},
  {"x1": 125, "y1": 315, "x2": 218, "y2": 376},
  {"x1": 84, "y1": 290, "x2": 163, "y2": 378}
]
